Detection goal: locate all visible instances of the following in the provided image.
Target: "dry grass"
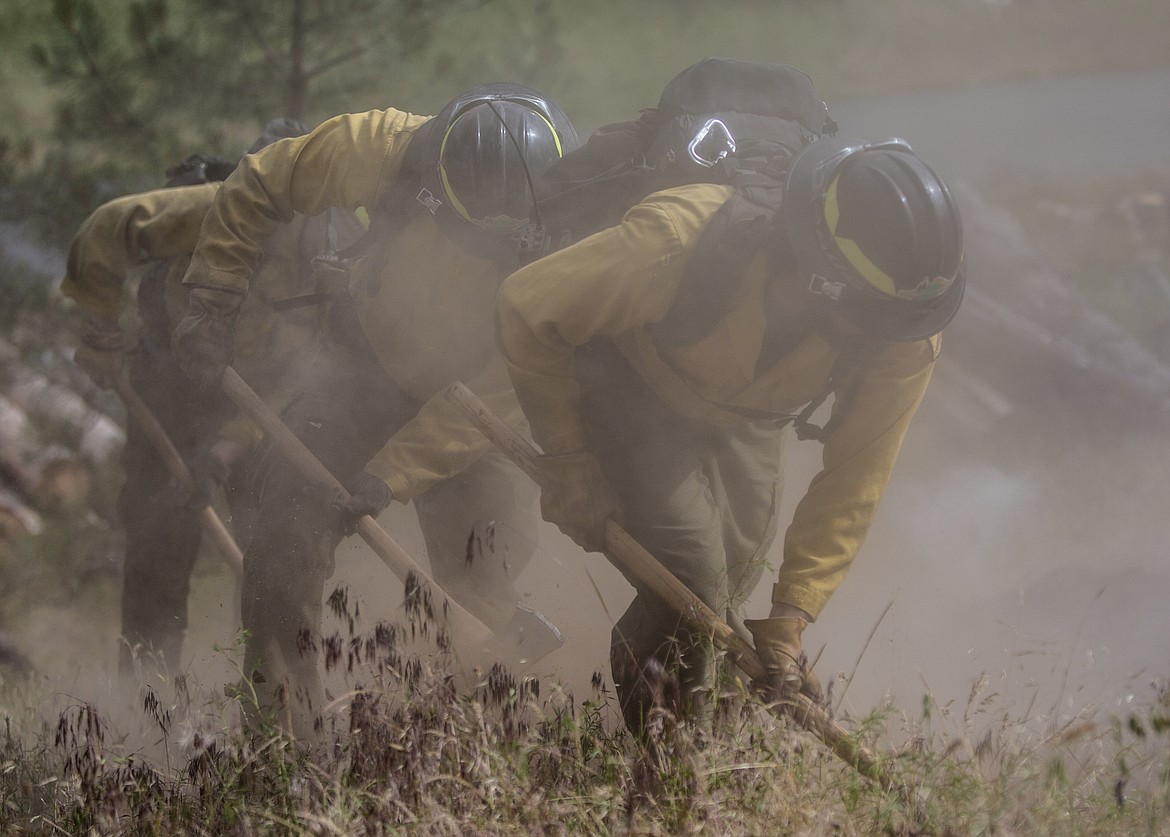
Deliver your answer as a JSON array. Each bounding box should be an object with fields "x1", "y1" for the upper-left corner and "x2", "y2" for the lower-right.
[
  {"x1": 3, "y1": 3, "x2": 1170, "y2": 833},
  {"x1": 3, "y1": 585, "x2": 1168, "y2": 835}
]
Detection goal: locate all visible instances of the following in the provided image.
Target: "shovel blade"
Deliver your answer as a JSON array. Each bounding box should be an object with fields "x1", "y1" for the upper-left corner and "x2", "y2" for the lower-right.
[{"x1": 497, "y1": 603, "x2": 563, "y2": 667}]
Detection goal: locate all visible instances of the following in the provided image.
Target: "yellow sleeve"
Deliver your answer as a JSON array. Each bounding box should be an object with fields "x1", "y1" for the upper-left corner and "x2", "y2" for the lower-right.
[
  {"x1": 60, "y1": 183, "x2": 219, "y2": 319},
  {"x1": 182, "y1": 108, "x2": 430, "y2": 295},
  {"x1": 773, "y1": 336, "x2": 939, "y2": 619},
  {"x1": 363, "y1": 352, "x2": 521, "y2": 502},
  {"x1": 497, "y1": 188, "x2": 729, "y2": 454}
]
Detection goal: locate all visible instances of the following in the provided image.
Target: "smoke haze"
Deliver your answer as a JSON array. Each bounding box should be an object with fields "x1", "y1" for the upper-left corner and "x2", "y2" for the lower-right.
[{"x1": 5, "y1": 63, "x2": 1169, "y2": 749}]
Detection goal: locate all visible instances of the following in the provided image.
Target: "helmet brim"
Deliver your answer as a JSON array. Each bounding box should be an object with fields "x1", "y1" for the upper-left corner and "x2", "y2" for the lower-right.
[
  {"x1": 783, "y1": 136, "x2": 964, "y2": 341},
  {"x1": 834, "y1": 259, "x2": 965, "y2": 341}
]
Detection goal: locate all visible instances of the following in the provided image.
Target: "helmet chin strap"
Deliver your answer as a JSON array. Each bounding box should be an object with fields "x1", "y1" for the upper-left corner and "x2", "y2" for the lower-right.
[{"x1": 761, "y1": 271, "x2": 856, "y2": 356}]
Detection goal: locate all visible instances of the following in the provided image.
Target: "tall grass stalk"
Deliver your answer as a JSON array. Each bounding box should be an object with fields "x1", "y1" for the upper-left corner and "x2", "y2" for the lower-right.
[{"x1": 2, "y1": 590, "x2": 1168, "y2": 834}]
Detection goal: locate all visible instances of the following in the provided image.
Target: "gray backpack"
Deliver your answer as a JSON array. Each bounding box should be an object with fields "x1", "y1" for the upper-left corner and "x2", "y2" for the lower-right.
[{"x1": 529, "y1": 58, "x2": 837, "y2": 347}]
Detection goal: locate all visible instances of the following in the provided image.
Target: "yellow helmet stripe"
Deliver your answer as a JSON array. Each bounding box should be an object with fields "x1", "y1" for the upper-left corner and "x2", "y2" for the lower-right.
[
  {"x1": 438, "y1": 121, "x2": 473, "y2": 225},
  {"x1": 824, "y1": 172, "x2": 898, "y2": 297}
]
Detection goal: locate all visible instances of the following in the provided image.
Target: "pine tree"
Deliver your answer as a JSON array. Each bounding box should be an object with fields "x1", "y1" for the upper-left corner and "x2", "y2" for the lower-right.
[{"x1": 19, "y1": 0, "x2": 473, "y2": 243}]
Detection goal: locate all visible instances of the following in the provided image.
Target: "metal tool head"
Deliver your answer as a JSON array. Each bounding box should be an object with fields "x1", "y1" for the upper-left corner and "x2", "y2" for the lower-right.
[{"x1": 499, "y1": 602, "x2": 563, "y2": 667}]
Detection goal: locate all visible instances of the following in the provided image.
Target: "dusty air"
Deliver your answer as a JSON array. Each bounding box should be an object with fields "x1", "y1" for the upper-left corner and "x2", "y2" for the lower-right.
[{"x1": 1, "y1": 2, "x2": 1168, "y2": 831}]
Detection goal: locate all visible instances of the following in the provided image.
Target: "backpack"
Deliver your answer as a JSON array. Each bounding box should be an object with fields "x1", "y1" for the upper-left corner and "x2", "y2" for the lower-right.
[
  {"x1": 532, "y1": 59, "x2": 870, "y2": 442},
  {"x1": 528, "y1": 58, "x2": 837, "y2": 348}
]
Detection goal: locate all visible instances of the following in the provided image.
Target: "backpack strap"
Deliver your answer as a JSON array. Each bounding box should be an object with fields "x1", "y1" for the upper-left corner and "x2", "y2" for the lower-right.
[
  {"x1": 791, "y1": 337, "x2": 879, "y2": 442},
  {"x1": 722, "y1": 338, "x2": 873, "y2": 442},
  {"x1": 649, "y1": 184, "x2": 783, "y2": 348},
  {"x1": 637, "y1": 354, "x2": 836, "y2": 438},
  {"x1": 310, "y1": 118, "x2": 435, "y2": 269},
  {"x1": 270, "y1": 119, "x2": 436, "y2": 308},
  {"x1": 650, "y1": 306, "x2": 875, "y2": 443}
]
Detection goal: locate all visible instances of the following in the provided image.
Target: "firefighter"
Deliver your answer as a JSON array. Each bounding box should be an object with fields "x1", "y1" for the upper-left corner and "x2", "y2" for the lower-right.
[
  {"x1": 497, "y1": 131, "x2": 965, "y2": 731},
  {"x1": 171, "y1": 84, "x2": 579, "y2": 738},
  {"x1": 62, "y1": 119, "x2": 340, "y2": 678}
]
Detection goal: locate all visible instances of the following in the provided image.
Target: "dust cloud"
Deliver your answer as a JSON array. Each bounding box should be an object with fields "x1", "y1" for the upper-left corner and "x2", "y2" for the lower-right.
[
  {"x1": 6, "y1": 71, "x2": 1170, "y2": 747},
  {"x1": 324, "y1": 158, "x2": 1170, "y2": 730}
]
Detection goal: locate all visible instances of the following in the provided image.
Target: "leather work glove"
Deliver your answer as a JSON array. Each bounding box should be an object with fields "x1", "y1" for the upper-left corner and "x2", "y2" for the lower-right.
[
  {"x1": 172, "y1": 286, "x2": 244, "y2": 391},
  {"x1": 744, "y1": 616, "x2": 824, "y2": 707},
  {"x1": 537, "y1": 450, "x2": 619, "y2": 553},
  {"x1": 333, "y1": 471, "x2": 393, "y2": 533},
  {"x1": 180, "y1": 445, "x2": 232, "y2": 508},
  {"x1": 73, "y1": 318, "x2": 126, "y2": 390},
  {"x1": 166, "y1": 438, "x2": 249, "y2": 509}
]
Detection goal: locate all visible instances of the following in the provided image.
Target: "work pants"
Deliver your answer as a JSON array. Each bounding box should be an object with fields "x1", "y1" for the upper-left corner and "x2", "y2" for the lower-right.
[
  {"x1": 576, "y1": 341, "x2": 785, "y2": 732},
  {"x1": 117, "y1": 320, "x2": 235, "y2": 678},
  {"x1": 240, "y1": 316, "x2": 538, "y2": 740}
]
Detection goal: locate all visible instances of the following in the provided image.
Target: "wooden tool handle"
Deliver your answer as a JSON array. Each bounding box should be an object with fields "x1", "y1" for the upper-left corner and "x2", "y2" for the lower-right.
[
  {"x1": 221, "y1": 367, "x2": 495, "y2": 651},
  {"x1": 443, "y1": 381, "x2": 897, "y2": 792}
]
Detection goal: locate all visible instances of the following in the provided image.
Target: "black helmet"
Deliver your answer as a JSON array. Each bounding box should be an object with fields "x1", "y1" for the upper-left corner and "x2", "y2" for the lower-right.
[
  {"x1": 164, "y1": 153, "x2": 236, "y2": 187},
  {"x1": 164, "y1": 118, "x2": 310, "y2": 188},
  {"x1": 782, "y1": 136, "x2": 965, "y2": 341},
  {"x1": 248, "y1": 117, "x2": 310, "y2": 155},
  {"x1": 417, "y1": 82, "x2": 580, "y2": 257}
]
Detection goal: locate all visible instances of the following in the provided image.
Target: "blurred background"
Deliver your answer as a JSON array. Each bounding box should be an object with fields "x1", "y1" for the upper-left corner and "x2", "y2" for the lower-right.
[{"x1": 2, "y1": 0, "x2": 1168, "y2": 735}]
